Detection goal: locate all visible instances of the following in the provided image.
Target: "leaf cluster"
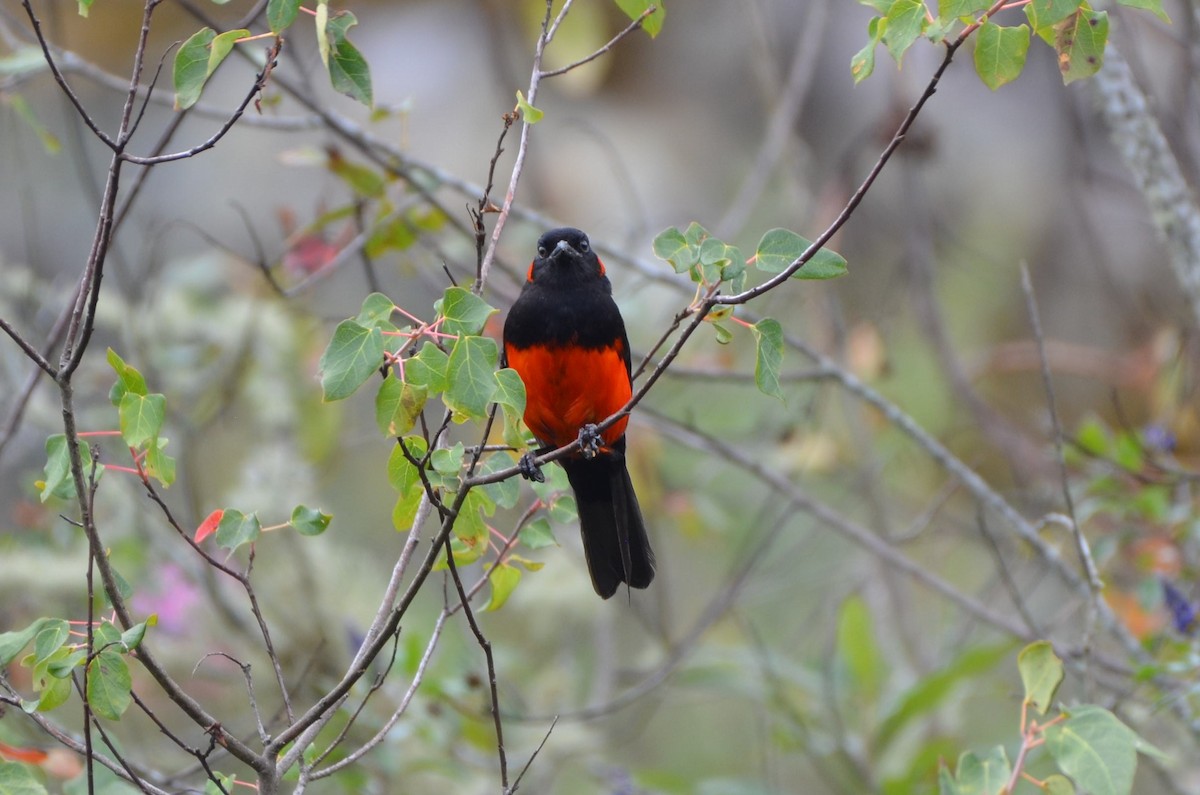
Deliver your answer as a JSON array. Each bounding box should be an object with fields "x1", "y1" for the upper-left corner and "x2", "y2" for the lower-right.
[
  {"x1": 939, "y1": 641, "x2": 1166, "y2": 795},
  {"x1": 852, "y1": 0, "x2": 1168, "y2": 89},
  {"x1": 652, "y1": 223, "x2": 846, "y2": 399}
]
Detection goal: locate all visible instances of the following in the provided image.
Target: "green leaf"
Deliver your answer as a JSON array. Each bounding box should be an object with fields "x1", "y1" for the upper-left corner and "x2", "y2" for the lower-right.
[
  {"x1": 434, "y1": 535, "x2": 486, "y2": 570},
  {"x1": 215, "y1": 508, "x2": 261, "y2": 551},
  {"x1": 515, "y1": 90, "x2": 543, "y2": 123},
  {"x1": 118, "y1": 392, "x2": 165, "y2": 449},
  {"x1": 1025, "y1": 0, "x2": 1082, "y2": 33},
  {"x1": 454, "y1": 488, "x2": 493, "y2": 546},
  {"x1": 484, "y1": 564, "x2": 522, "y2": 611},
  {"x1": 375, "y1": 373, "x2": 428, "y2": 437},
  {"x1": 173, "y1": 27, "x2": 250, "y2": 110},
  {"x1": 1043, "y1": 774, "x2": 1076, "y2": 795},
  {"x1": 938, "y1": 759, "x2": 963, "y2": 795},
  {"x1": 884, "y1": 0, "x2": 927, "y2": 65},
  {"x1": 291, "y1": 505, "x2": 332, "y2": 536},
  {"x1": 387, "y1": 436, "x2": 428, "y2": 497},
  {"x1": 204, "y1": 774, "x2": 238, "y2": 795},
  {"x1": 1115, "y1": 0, "x2": 1169, "y2": 22},
  {"x1": 712, "y1": 322, "x2": 734, "y2": 345},
  {"x1": 327, "y1": 150, "x2": 386, "y2": 198},
  {"x1": 365, "y1": 211, "x2": 417, "y2": 258},
  {"x1": 1044, "y1": 705, "x2": 1137, "y2": 795},
  {"x1": 27, "y1": 648, "x2": 74, "y2": 712},
  {"x1": 851, "y1": 16, "x2": 886, "y2": 84},
  {"x1": 652, "y1": 226, "x2": 696, "y2": 273},
  {"x1": 614, "y1": 0, "x2": 666, "y2": 38},
  {"x1": 145, "y1": 439, "x2": 176, "y2": 487},
  {"x1": 267, "y1": 0, "x2": 301, "y2": 33},
  {"x1": 754, "y1": 228, "x2": 847, "y2": 280},
  {"x1": 107, "y1": 347, "x2": 147, "y2": 406},
  {"x1": 493, "y1": 368, "x2": 527, "y2": 417},
  {"x1": 549, "y1": 493, "x2": 578, "y2": 524},
  {"x1": 119, "y1": 616, "x2": 156, "y2": 652},
  {"x1": 835, "y1": 595, "x2": 886, "y2": 704},
  {"x1": 925, "y1": 15, "x2": 957, "y2": 44},
  {"x1": 682, "y1": 221, "x2": 710, "y2": 247},
  {"x1": 0, "y1": 618, "x2": 58, "y2": 667},
  {"x1": 1055, "y1": 6, "x2": 1107, "y2": 84},
  {"x1": 356, "y1": 292, "x2": 396, "y2": 328},
  {"x1": 750, "y1": 318, "x2": 784, "y2": 401},
  {"x1": 87, "y1": 651, "x2": 132, "y2": 720},
  {"x1": 405, "y1": 342, "x2": 450, "y2": 392},
  {"x1": 391, "y1": 473, "x2": 429, "y2": 528},
  {"x1": 98, "y1": 568, "x2": 134, "y2": 612},
  {"x1": 93, "y1": 621, "x2": 122, "y2": 651},
  {"x1": 495, "y1": 367, "x2": 528, "y2": 449},
  {"x1": 319, "y1": 319, "x2": 384, "y2": 401},
  {"x1": 698, "y1": 238, "x2": 744, "y2": 285},
  {"x1": 39, "y1": 434, "x2": 102, "y2": 503},
  {"x1": 1112, "y1": 429, "x2": 1143, "y2": 472},
  {"x1": 0, "y1": 761, "x2": 49, "y2": 795},
  {"x1": 939, "y1": 0, "x2": 992, "y2": 18},
  {"x1": 324, "y1": 11, "x2": 373, "y2": 106},
  {"x1": 953, "y1": 747, "x2": 1011, "y2": 795},
  {"x1": 32, "y1": 619, "x2": 69, "y2": 664},
  {"x1": 444, "y1": 336, "x2": 499, "y2": 420},
  {"x1": 520, "y1": 517, "x2": 558, "y2": 550},
  {"x1": 1018, "y1": 640, "x2": 1064, "y2": 715},
  {"x1": 431, "y1": 442, "x2": 465, "y2": 476},
  {"x1": 1074, "y1": 415, "x2": 1110, "y2": 456},
  {"x1": 877, "y1": 643, "x2": 1014, "y2": 751},
  {"x1": 974, "y1": 21, "x2": 1030, "y2": 89},
  {"x1": 437, "y1": 286, "x2": 497, "y2": 338},
  {"x1": 478, "y1": 451, "x2": 520, "y2": 510}
]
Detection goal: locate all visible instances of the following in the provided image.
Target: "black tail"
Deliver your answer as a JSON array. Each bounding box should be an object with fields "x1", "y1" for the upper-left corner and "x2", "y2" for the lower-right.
[{"x1": 560, "y1": 452, "x2": 655, "y2": 599}]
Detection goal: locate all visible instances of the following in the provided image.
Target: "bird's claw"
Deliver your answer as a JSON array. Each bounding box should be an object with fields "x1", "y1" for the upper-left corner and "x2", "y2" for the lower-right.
[
  {"x1": 517, "y1": 452, "x2": 546, "y2": 482},
  {"x1": 578, "y1": 424, "x2": 602, "y2": 459}
]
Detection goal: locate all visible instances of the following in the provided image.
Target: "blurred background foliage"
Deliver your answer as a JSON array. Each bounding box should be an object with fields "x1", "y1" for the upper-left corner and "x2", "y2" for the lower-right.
[{"x1": 2, "y1": 0, "x2": 1200, "y2": 792}]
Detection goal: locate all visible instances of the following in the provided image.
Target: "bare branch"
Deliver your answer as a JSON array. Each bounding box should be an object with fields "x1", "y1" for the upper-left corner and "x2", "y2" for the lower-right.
[
  {"x1": 121, "y1": 39, "x2": 282, "y2": 166},
  {"x1": 538, "y1": 5, "x2": 655, "y2": 79},
  {"x1": 0, "y1": 315, "x2": 58, "y2": 379},
  {"x1": 17, "y1": 0, "x2": 118, "y2": 150}
]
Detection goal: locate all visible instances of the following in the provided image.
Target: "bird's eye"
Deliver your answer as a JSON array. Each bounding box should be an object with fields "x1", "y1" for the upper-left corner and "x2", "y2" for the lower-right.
[
  {"x1": 578, "y1": 238, "x2": 590, "y2": 252},
  {"x1": 537, "y1": 245, "x2": 547, "y2": 257}
]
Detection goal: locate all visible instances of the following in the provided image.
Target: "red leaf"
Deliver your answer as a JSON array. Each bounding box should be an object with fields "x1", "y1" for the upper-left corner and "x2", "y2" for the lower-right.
[
  {"x1": 0, "y1": 740, "x2": 49, "y2": 764},
  {"x1": 195, "y1": 509, "x2": 224, "y2": 543}
]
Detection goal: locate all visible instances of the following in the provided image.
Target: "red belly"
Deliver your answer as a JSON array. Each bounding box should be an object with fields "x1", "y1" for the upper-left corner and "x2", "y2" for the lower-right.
[{"x1": 505, "y1": 342, "x2": 631, "y2": 449}]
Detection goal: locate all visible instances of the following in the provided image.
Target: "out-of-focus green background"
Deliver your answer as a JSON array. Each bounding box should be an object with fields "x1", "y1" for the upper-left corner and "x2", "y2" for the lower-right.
[{"x1": 3, "y1": 0, "x2": 1200, "y2": 792}]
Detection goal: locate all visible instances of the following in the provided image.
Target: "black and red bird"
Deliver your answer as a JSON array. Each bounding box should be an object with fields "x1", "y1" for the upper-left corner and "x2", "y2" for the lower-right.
[{"x1": 502, "y1": 228, "x2": 655, "y2": 599}]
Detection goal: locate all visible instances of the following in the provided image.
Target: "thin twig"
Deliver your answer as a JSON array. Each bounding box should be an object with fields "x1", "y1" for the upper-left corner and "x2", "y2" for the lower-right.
[
  {"x1": 505, "y1": 715, "x2": 558, "y2": 794},
  {"x1": 538, "y1": 5, "x2": 655, "y2": 79},
  {"x1": 120, "y1": 38, "x2": 282, "y2": 166},
  {"x1": 475, "y1": 0, "x2": 553, "y2": 291},
  {"x1": 443, "y1": 538, "x2": 508, "y2": 788},
  {"x1": 0, "y1": 316, "x2": 58, "y2": 378},
  {"x1": 1019, "y1": 266, "x2": 1102, "y2": 670},
  {"x1": 18, "y1": 0, "x2": 118, "y2": 150}
]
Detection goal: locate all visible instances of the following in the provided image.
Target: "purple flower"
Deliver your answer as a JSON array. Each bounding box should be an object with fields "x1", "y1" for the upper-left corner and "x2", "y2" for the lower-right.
[
  {"x1": 1161, "y1": 577, "x2": 1197, "y2": 635},
  {"x1": 1143, "y1": 424, "x2": 1176, "y2": 453}
]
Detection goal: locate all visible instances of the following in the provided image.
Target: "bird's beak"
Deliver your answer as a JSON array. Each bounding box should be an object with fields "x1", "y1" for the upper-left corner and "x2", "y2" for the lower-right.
[{"x1": 554, "y1": 239, "x2": 575, "y2": 257}]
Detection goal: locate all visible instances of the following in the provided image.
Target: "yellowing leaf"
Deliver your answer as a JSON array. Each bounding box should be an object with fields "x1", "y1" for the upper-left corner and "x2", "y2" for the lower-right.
[
  {"x1": 515, "y1": 90, "x2": 543, "y2": 123},
  {"x1": 614, "y1": 0, "x2": 666, "y2": 38},
  {"x1": 484, "y1": 564, "x2": 521, "y2": 611}
]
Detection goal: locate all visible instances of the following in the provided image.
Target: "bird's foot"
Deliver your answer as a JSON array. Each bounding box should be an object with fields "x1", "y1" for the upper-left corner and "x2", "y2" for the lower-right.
[
  {"x1": 517, "y1": 451, "x2": 546, "y2": 482},
  {"x1": 578, "y1": 424, "x2": 602, "y2": 459}
]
